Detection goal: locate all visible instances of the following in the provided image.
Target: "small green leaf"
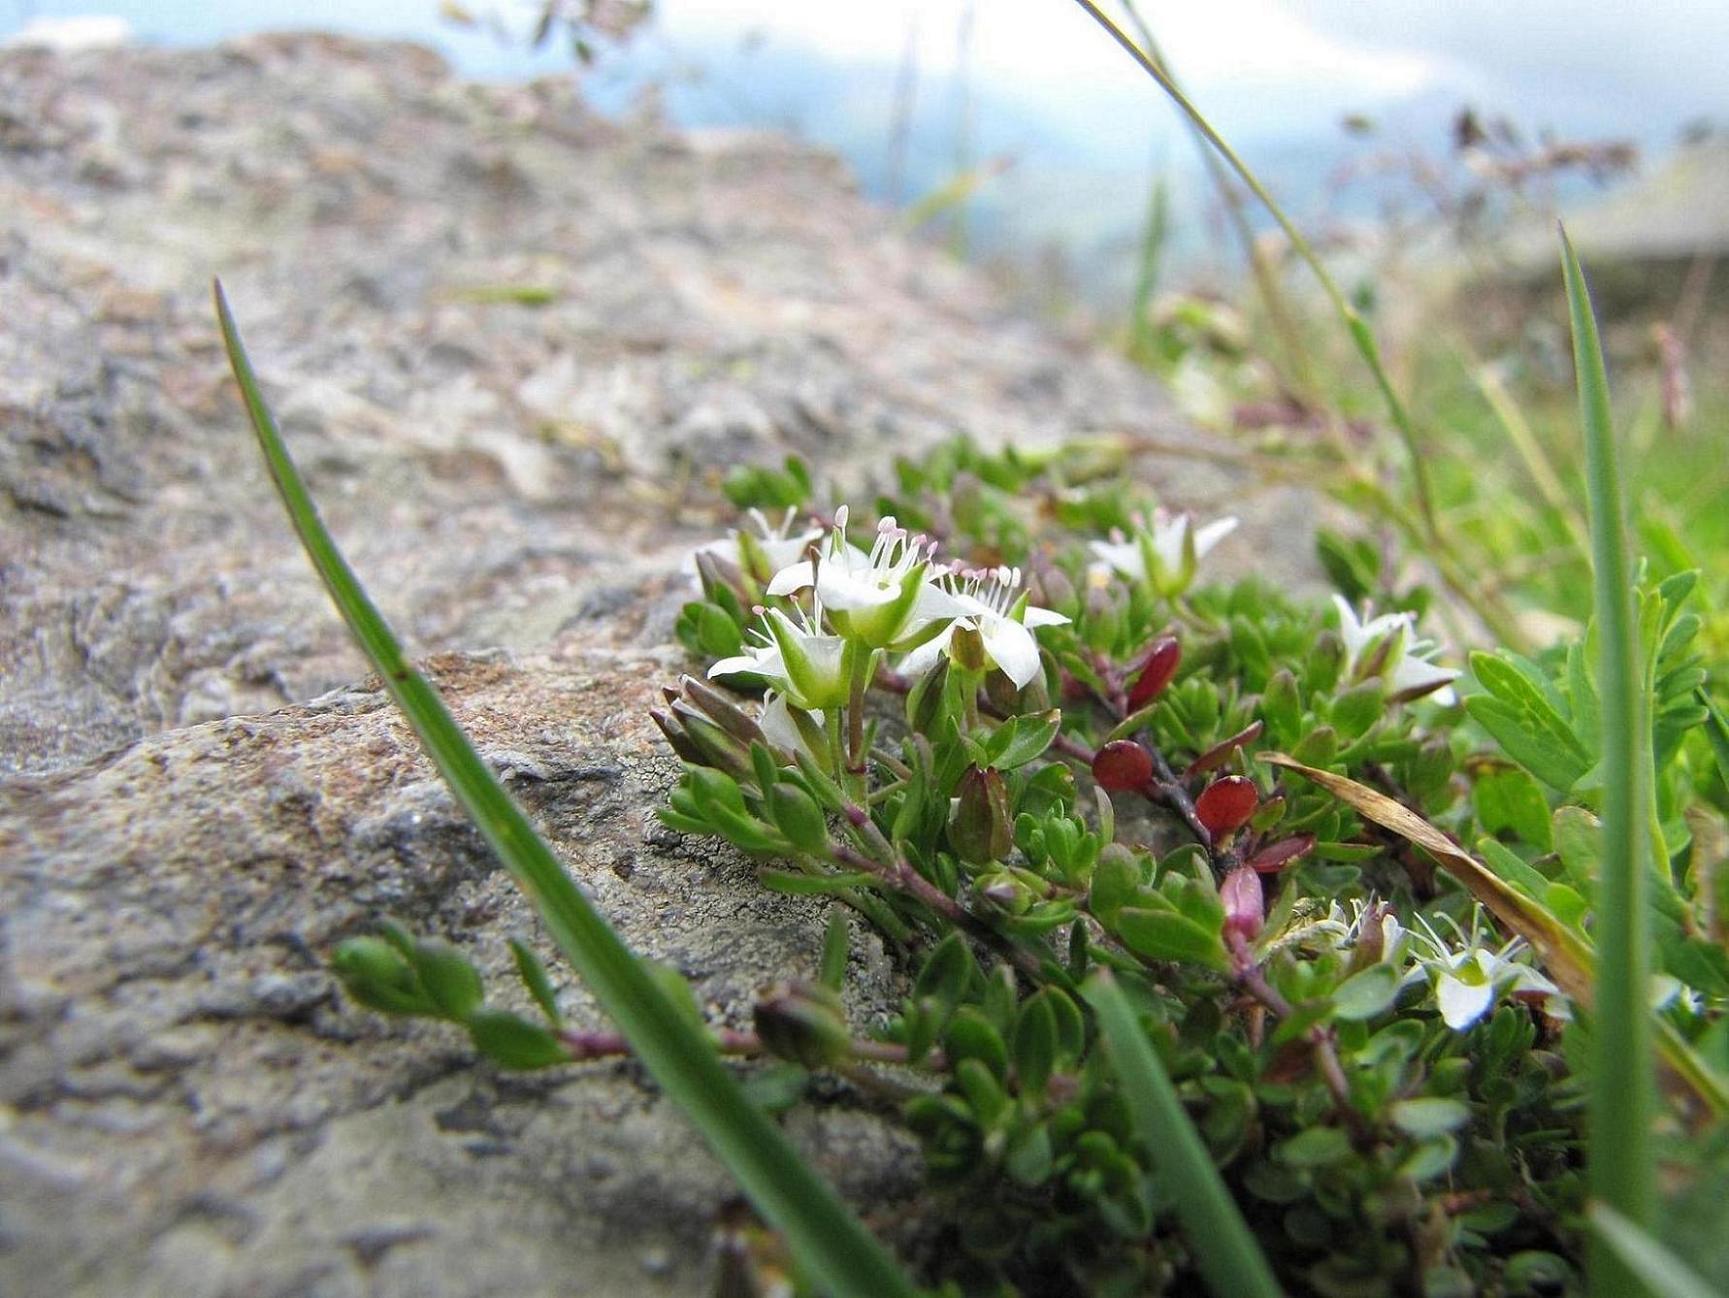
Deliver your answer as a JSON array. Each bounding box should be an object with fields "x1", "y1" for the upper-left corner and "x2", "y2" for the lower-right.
[
  {"x1": 913, "y1": 932, "x2": 979, "y2": 1015},
  {"x1": 509, "y1": 937, "x2": 562, "y2": 1027},
  {"x1": 945, "y1": 1007, "x2": 1010, "y2": 1081},
  {"x1": 1397, "y1": 1136, "x2": 1458, "y2": 1181},
  {"x1": 1012, "y1": 992, "x2": 1059, "y2": 1094},
  {"x1": 1390, "y1": 1097, "x2": 1471, "y2": 1138},
  {"x1": 758, "y1": 869, "x2": 883, "y2": 896},
  {"x1": 412, "y1": 940, "x2": 485, "y2": 1022},
  {"x1": 1466, "y1": 696, "x2": 1591, "y2": 792},
  {"x1": 1114, "y1": 906, "x2": 1229, "y2": 971},
  {"x1": 1277, "y1": 1125, "x2": 1353, "y2": 1169},
  {"x1": 818, "y1": 912, "x2": 850, "y2": 991},
  {"x1": 1329, "y1": 683, "x2": 1384, "y2": 741},
  {"x1": 1005, "y1": 1121, "x2": 1054, "y2": 1186},
  {"x1": 1473, "y1": 767, "x2": 1555, "y2": 851},
  {"x1": 1331, "y1": 963, "x2": 1401, "y2": 1021},
  {"x1": 768, "y1": 784, "x2": 832, "y2": 855},
  {"x1": 467, "y1": 1009, "x2": 571, "y2": 1070},
  {"x1": 988, "y1": 709, "x2": 1062, "y2": 770},
  {"x1": 1476, "y1": 837, "x2": 1553, "y2": 903}
]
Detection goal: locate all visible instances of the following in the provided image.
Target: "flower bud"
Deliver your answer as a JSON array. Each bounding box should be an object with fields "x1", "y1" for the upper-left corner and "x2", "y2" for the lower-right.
[
  {"x1": 948, "y1": 623, "x2": 989, "y2": 674},
  {"x1": 976, "y1": 870, "x2": 1036, "y2": 915},
  {"x1": 668, "y1": 700, "x2": 752, "y2": 777},
  {"x1": 754, "y1": 980, "x2": 852, "y2": 1069},
  {"x1": 1194, "y1": 775, "x2": 1258, "y2": 839},
  {"x1": 1347, "y1": 900, "x2": 1393, "y2": 971},
  {"x1": 1221, "y1": 867, "x2": 1265, "y2": 943},
  {"x1": 650, "y1": 709, "x2": 706, "y2": 765},
  {"x1": 1091, "y1": 740, "x2": 1153, "y2": 792},
  {"x1": 949, "y1": 765, "x2": 1013, "y2": 865},
  {"x1": 678, "y1": 675, "x2": 766, "y2": 747},
  {"x1": 1033, "y1": 565, "x2": 1076, "y2": 615},
  {"x1": 1127, "y1": 635, "x2": 1181, "y2": 710}
]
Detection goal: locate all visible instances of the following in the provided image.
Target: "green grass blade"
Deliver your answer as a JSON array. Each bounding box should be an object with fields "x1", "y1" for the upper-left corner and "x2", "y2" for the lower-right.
[
  {"x1": 213, "y1": 282, "x2": 916, "y2": 1298},
  {"x1": 1588, "y1": 1206, "x2": 1718, "y2": 1298},
  {"x1": 1560, "y1": 232, "x2": 1656, "y2": 1296},
  {"x1": 1085, "y1": 970, "x2": 1284, "y2": 1298}
]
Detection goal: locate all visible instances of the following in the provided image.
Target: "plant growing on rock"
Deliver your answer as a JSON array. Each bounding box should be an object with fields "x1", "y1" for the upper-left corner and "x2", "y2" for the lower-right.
[{"x1": 322, "y1": 427, "x2": 1729, "y2": 1295}]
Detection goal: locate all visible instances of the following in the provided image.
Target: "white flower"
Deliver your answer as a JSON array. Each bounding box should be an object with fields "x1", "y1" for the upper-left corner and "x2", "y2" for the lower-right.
[
  {"x1": 1332, "y1": 595, "x2": 1460, "y2": 704},
  {"x1": 1409, "y1": 912, "x2": 1563, "y2": 1030},
  {"x1": 684, "y1": 507, "x2": 822, "y2": 585},
  {"x1": 759, "y1": 692, "x2": 828, "y2": 768},
  {"x1": 899, "y1": 565, "x2": 1070, "y2": 689},
  {"x1": 709, "y1": 603, "x2": 853, "y2": 711},
  {"x1": 766, "y1": 508, "x2": 962, "y2": 648},
  {"x1": 1088, "y1": 508, "x2": 1238, "y2": 597}
]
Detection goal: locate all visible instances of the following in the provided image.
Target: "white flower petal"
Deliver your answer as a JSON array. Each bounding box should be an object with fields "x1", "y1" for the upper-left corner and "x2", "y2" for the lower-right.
[
  {"x1": 979, "y1": 616, "x2": 1042, "y2": 688},
  {"x1": 1150, "y1": 510, "x2": 1187, "y2": 573},
  {"x1": 709, "y1": 646, "x2": 782, "y2": 680},
  {"x1": 766, "y1": 562, "x2": 817, "y2": 596},
  {"x1": 815, "y1": 567, "x2": 900, "y2": 610},
  {"x1": 1436, "y1": 972, "x2": 1494, "y2": 1030},
  {"x1": 1390, "y1": 654, "x2": 1461, "y2": 701},
  {"x1": 1088, "y1": 539, "x2": 1143, "y2": 581},
  {"x1": 1193, "y1": 516, "x2": 1240, "y2": 558},
  {"x1": 897, "y1": 624, "x2": 956, "y2": 679},
  {"x1": 759, "y1": 693, "x2": 821, "y2": 765},
  {"x1": 1022, "y1": 605, "x2": 1071, "y2": 628}
]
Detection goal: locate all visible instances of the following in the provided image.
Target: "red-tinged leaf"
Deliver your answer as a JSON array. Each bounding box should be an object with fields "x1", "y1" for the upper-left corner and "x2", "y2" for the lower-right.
[
  {"x1": 1247, "y1": 834, "x2": 1316, "y2": 874},
  {"x1": 1186, "y1": 720, "x2": 1265, "y2": 779},
  {"x1": 1195, "y1": 775, "x2": 1258, "y2": 838},
  {"x1": 1127, "y1": 635, "x2": 1182, "y2": 710},
  {"x1": 1093, "y1": 739, "x2": 1154, "y2": 792}
]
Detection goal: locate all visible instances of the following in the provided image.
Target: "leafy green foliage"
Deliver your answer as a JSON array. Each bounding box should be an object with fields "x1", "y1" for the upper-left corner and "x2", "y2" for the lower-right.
[{"x1": 628, "y1": 431, "x2": 1729, "y2": 1297}]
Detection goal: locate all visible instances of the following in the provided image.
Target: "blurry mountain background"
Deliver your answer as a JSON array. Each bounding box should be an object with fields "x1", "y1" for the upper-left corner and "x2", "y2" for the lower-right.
[{"x1": 8, "y1": 0, "x2": 1728, "y2": 317}]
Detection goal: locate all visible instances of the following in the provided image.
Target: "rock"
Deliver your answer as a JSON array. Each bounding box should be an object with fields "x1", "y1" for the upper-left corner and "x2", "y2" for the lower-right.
[{"x1": 0, "y1": 33, "x2": 1318, "y2": 1297}]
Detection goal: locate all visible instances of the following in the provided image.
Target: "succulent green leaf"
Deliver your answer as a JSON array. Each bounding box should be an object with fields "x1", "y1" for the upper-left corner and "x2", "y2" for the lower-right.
[{"x1": 467, "y1": 1009, "x2": 571, "y2": 1070}]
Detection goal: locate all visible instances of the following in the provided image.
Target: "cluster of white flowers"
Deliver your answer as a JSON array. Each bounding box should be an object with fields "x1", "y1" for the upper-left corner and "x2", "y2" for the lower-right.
[{"x1": 699, "y1": 507, "x2": 1074, "y2": 756}]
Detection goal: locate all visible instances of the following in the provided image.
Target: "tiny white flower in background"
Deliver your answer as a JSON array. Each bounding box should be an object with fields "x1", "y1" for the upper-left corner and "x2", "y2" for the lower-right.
[
  {"x1": 1409, "y1": 912, "x2": 1563, "y2": 1031},
  {"x1": 1088, "y1": 508, "x2": 1238, "y2": 597},
  {"x1": 899, "y1": 565, "x2": 1070, "y2": 689},
  {"x1": 684, "y1": 506, "x2": 822, "y2": 584},
  {"x1": 767, "y1": 508, "x2": 962, "y2": 648},
  {"x1": 1332, "y1": 595, "x2": 1460, "y2": 704}
]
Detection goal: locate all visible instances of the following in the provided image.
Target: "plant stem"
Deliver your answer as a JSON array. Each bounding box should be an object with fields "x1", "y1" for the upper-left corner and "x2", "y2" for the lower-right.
[
  {"x1": 559, "y1": 1026, "x2": 946, "y2": 1071},
  {"x1": 831, "y1": 840, "x2": 1045, "y2": 980},
  {"x1": 1229, "y1": 931, "x2": 1371, "y2": 1146}
]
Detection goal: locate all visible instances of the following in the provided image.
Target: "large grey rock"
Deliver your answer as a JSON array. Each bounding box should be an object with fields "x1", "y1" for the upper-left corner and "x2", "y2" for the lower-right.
[{"x1": 0, "y1": 32, "x2": 1316, "y2": 1296}]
